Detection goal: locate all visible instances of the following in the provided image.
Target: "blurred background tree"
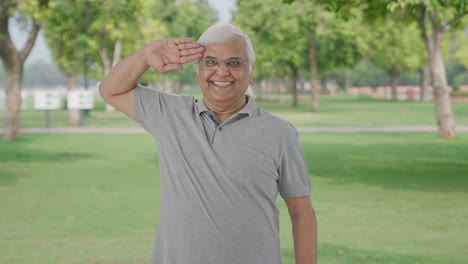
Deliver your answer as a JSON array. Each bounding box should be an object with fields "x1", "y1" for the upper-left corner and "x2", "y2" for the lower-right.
[
  {"x1": 0, "y1": 0, "x2": 49, "y2": 141},
  {"x1": 2, "y1": 0, "x2": 468, "y2": 140}
]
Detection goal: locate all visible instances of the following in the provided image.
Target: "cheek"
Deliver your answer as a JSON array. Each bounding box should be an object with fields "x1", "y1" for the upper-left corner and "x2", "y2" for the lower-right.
[
  {"x1": 238, "y1": 72, "x2": 251, "y2": 84},
  {"x1": 198, "y1": 71, "x2": 212, "y2": 83}
]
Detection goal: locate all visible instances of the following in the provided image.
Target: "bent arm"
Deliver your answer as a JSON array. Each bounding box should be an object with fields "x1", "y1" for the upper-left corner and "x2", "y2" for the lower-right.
[
  {"x1": 284, "y1": 196, "x2": 317, "y2": 264},
  {"x1": 99, "y1": 38, "x2": 205, "y2": 120},
  {"x1": 99, "y1": 47, "x2": 149, "y2": 119}
]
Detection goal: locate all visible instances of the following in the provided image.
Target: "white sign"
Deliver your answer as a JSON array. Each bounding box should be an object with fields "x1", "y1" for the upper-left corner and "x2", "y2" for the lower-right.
[
  {"x1": 67, "y1": 90, "x2": 94, "y2": 109},
  {"x1": 21, "y1": 91, "x2": 28, "y2": 109},
  {"x1": 34, "y1": 90, "x2": 62, "y2": 110}
]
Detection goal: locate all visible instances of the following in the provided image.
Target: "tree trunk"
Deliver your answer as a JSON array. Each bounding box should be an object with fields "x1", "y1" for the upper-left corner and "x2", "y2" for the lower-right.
[
  {"x1": 320, "y1": 79, "x2": 327, "y2": 95},
  {"x1": 64, "y1": 72, "x2": 80, "y2": 126},
  {"x1": 418, "y1": 9, "x2": 456, "y2": 138},
  {"x1": 278, "y1": 78, "x2": 285, "y2": 103},
  {"x1": 3, "y1": 65, "x2": 22, "y2": 140},
  {"x1": 345, "y1": 68, "x2": 352, "y2": 91},
  {"x1": 261, "y1": 79, "x2": 268, "y2": 101},
  {"x1": 0, "y1": 13, "x2": 41, "y2": 141},
  {"x1": 419, "y1": 64, "x2": 430, "y2": 101},
  {"x1": 309, "y1": 42, "x2": 320, "y2": 112},
  {"x1": 430, "y1": 29, "x2": 456, "y2": 138},
  {"x1": 99, "y1": 45, "x2": 116, "y2": 112},
  {"x1": 272, "y1": 77, "x2": 280, "y2": 102},
  {"x1": 104, "y1": 39, "x2": 122, "y2": 112},
  {"x1": 288, "y1": 61, "x2": 299, "y2": 107},
  {"x1": 98, "y1": 47, "x2": 111, "y2": 76},
  {"x1": 389, "y1": 72, "x2": 400, "y2": 101},
  {"x1": 112, "y1": 39, "x2": 122, "y2": 68}
]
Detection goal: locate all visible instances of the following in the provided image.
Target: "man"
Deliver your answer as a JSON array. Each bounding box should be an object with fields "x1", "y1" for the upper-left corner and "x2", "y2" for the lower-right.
[{"x1": 99, "y1": 24, "x2": 317, "y2": 264}]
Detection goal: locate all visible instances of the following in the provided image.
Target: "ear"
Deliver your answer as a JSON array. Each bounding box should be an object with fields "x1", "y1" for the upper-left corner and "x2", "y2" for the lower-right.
[{"x1": 250, "y1": 65, "x2": 255, "y2": 83}]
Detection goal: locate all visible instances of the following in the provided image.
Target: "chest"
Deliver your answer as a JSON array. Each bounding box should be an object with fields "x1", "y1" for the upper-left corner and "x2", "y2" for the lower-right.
[{"x1": 157, "y1": 113, "x2": 281, "y2": 188}]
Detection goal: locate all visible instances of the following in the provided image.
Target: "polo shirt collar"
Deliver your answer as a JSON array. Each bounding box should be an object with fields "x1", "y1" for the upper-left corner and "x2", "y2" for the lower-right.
[{"x1": 196, "y1": 95, "x2": 258, "y2": 116}]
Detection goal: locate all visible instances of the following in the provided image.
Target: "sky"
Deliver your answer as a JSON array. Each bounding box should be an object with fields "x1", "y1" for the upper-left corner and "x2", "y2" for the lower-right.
[{"x1": 10, "y1": 0, "x2": 235, "y2": 65}]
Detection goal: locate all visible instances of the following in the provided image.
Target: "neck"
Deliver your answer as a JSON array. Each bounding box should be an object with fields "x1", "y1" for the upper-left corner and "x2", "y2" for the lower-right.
[{"x1": 204, "y1": 96, "x2": 247, "y2": 123}]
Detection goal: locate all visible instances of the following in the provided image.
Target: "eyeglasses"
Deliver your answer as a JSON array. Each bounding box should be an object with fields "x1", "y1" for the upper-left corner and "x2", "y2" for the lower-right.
[{"x1": 197, "y1": 58, "x2": 249, "y2": 70}]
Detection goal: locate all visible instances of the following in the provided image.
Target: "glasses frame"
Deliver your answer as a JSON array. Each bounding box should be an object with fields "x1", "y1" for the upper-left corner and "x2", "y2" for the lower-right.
[{"x1": 197, "y1": 58, "x2": 250, "y2": 71}]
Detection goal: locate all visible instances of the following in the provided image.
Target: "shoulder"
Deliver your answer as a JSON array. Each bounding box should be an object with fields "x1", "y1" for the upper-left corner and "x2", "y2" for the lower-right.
[
  {"x1": 135, "y1": 85, "x2": 196, "y2": 108},
  {"x1": 252, "y1": 108, "x2": 298, "y2": 139}
]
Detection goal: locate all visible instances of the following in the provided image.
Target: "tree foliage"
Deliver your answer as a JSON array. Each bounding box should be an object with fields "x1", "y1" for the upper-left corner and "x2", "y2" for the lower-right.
[
  {"x1": 367, "y1": 19, "x2": 423, "y2": 98},
  {"x1": 235, "y1": 0, "x2": 369, "y2": 109}
]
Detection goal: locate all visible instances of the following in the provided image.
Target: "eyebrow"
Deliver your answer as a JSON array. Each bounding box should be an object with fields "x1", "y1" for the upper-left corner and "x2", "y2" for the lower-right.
[{"x1": 204, "y1": 56, "x2": 243, "y2": 60}]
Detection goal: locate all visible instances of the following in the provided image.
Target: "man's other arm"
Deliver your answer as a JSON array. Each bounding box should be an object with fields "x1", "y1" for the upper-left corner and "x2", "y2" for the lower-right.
[{"x1": 284, "y1": 196, "x2": 317, "y2": 264}]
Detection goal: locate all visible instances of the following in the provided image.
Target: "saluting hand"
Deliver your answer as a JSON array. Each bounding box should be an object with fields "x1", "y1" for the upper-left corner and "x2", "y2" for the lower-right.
[{"x1": 145, "y1": 38, "x2": 205, "y2": 73}]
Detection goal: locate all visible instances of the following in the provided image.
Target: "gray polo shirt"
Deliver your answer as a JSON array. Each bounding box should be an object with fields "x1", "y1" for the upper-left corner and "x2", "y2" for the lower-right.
[{"x1": 134, "y1": 85, "x2": 311, "y2": 264}]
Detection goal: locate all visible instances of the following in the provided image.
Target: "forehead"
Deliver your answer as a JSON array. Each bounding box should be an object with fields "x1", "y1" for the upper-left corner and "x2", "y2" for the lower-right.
[{"x1": 202, "y1": 37, "x2": 247, "y2": 59}]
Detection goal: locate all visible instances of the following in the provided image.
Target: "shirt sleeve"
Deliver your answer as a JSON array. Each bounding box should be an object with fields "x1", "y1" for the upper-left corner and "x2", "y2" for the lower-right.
[
  {"x1": 134, "y1": 85, "x2": 192, "y2": 135},
  {"x1": 277, "y1": 131, "x2": 312, "y2": 198}
]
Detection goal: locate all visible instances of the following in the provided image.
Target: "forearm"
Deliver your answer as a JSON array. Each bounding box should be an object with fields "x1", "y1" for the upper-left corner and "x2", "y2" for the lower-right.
[
  {"x1": 99, "y1": 47, "x2": 149, "y2": 98},
  {"x1": 291, "y1": 208, "x2": 317, "y2": 264}
]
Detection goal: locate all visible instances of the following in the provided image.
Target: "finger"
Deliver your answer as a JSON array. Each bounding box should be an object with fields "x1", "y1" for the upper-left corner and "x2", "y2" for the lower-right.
[
  {"x1": 179, "y1": 53, "x2": 203, "y2": 64},
  {"x1": 179, "y1": 46, "x2": 205, "y2": 56},
  {"x1": 174, "y1": 38, "x2": 193, "y2": 45},
  {"x1": 161, "y1": 63, "x2": 183, "y2": 72},
  {"x1": 177, "y1": 42, "x2": 203, "y2": 51}
]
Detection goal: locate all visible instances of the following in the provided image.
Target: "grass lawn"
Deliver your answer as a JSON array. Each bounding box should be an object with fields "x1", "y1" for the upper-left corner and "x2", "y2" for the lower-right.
[
  {"x1": 1, "y1": 133, "x2": 467, "y2": 263},
  {"x1": 9, "y1": 90, "x2": 468, "y2": 128}
]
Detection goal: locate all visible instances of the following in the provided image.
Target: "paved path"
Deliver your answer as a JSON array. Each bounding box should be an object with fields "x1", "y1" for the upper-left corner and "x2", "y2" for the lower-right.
[{"x1": 2, "y1": 126, "x2": 468, "y2": 134}]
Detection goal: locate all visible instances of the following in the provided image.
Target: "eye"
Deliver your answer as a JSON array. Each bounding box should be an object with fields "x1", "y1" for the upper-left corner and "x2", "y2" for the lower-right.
[
  {"x1": 226, "y1": 60, "x2": 243, "y2": 68},
  {"x1": 204, "y1": 59, "x2": 219, "y2": 67}
]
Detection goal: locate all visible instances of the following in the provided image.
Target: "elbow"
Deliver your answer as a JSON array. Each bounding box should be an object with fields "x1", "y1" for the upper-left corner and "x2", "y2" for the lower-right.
[
  {"x1": 98, "y1": 81, "x2": 111, "y2": 103},
  {"x1": 291, "y1": 206, "x2": 316, "y2": 223}
]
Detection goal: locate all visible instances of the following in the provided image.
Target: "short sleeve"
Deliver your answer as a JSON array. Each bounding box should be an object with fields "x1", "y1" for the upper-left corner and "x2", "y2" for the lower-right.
[
  {"x1": 278, "y1": 132, "x2": 311, "y2": 198},
  {"x1": 134, "y1": 85, "x2": 161, "y2": 133},
  {"x1": 134, "y1": 85, "x2": 193, "y2": 135}
]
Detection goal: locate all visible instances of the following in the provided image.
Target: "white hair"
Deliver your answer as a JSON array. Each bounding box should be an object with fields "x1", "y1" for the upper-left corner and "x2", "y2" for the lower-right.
[{"x1": 196, "y1": 24, "x2": 255, "y2": 73}]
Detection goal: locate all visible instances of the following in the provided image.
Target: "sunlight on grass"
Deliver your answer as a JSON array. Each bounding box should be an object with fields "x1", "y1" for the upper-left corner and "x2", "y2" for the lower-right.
[{"x1": 1, "y1": 133, "x2": 467, "y2": 263}]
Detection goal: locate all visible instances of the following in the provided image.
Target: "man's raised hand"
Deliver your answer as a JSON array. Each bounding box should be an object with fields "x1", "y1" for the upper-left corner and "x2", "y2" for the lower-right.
[{"x1": 145, "y1": 38, "x2": 205, "y2": 72}]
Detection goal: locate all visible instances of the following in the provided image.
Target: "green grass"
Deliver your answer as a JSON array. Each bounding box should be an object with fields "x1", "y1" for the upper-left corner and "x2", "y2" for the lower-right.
[
  {"x1": 6, "y1": 91, "x2": 468, "y2": 128},
  {"x1": 1, "y1": 133, "x2": 467, "y2": 263}
]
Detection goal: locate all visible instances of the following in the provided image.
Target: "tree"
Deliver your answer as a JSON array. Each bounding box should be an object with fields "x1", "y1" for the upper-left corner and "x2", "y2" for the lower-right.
[
  {"x1": 45, "y1": 0, "x2": 144, "y2": 120},
  {"x1": 367, "y1": 19, "x2": 422, "y2": 100},
  {"x1": 288, "y1": 0, "x2": 468, "y2": 138},
  {"x1": 237, "y1": 0, "x2": 368, "y2": 110},
  {"x1": 386, "y1": 0, "x2": 468, "y2": 138},
  {"x1": 304, "y1": 5, "x2": 368, "y2": 109},
  {"x1": 235, "y1": 0, "x2": 309, "y2": 107},
  {"x1": 44, "y1": 0, "x2": 87, "y2": 125},
  {"x1": 451, "y1": 26, "x2": 468, "y2": 71},
  {"x1": 86, "y1": 0, "x2": 144, "y2": 111},
  {"x1": 0, "y1": 0, "x2": 48, "y2": 141}
]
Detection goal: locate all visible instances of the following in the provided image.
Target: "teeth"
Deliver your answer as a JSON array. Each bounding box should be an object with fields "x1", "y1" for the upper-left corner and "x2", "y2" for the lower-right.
[{"x1": 213, "y1": 81, "x2": 232, "y2": 86}]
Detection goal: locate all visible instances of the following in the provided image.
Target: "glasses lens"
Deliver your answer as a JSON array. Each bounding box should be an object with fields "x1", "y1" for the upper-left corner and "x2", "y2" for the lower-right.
[
  {"x1": 226, "y1": 60, "x2": 243, "y2": 68},
  {"x1": 204, "y1": 59, "x2": 219, "y2": 68}
]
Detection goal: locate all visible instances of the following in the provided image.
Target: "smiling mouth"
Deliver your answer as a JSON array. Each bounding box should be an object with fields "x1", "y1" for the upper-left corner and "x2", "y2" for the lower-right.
[{"x1": 211, "y1": 81, "x2": 233, "y2": 87}]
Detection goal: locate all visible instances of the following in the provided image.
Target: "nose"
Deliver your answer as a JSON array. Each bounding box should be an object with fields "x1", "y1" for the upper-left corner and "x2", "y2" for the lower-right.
[{"x1": 215, "y1": 62, "x2": 230, "y2": 76}]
